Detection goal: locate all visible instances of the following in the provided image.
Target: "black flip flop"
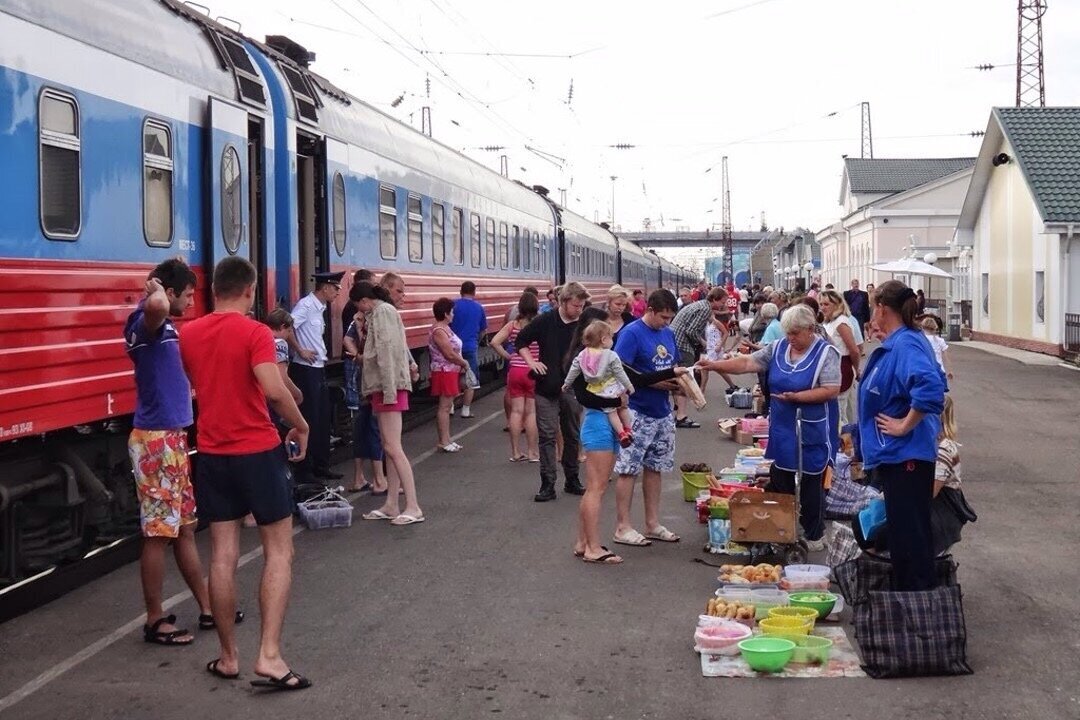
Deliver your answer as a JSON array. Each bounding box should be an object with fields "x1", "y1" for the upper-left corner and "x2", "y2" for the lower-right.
[
  {"x1": 583, "y1": 551, "x2": 623, "y2": 565},
  {"x1": 143, "y1": 614, "x2": 193, "y2": 646},
  {"x1": 573, "y1": 544, "x2": 611, "y2": 558},
  {"x1": 206, "y1": 659, "x2": 240, "y2": 680},
  {"x1": 250, "y1": 670, "x2": 312, "y2": 691},
  {"x1": 199, "y1": 610, "x2": 245, "y2": 631}
]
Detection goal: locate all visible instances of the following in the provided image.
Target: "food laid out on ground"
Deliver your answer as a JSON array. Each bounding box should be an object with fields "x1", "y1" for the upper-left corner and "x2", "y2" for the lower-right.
[{"x1": 717, "y1": 563, "x2": 783, "y2": 584}]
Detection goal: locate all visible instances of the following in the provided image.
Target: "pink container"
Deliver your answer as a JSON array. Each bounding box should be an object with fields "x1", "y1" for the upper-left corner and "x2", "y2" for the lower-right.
[{"x1": 757, "y1": 438, "x2": 769, "y2": 450}]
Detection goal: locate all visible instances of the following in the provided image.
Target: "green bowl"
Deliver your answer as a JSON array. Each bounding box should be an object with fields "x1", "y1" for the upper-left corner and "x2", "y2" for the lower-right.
[
  {"x1": 774, "y1": 634, "x2": 834, "y2": 664},
  {"x1": 737, "y1": 637, "x2": 795, "y2": 672},
  {"x1": 787, "y1": 591, "x2": 838, "y2": 619},
  {"x1": 709, "y1": 505, "x2": 730, "y2": 520}
]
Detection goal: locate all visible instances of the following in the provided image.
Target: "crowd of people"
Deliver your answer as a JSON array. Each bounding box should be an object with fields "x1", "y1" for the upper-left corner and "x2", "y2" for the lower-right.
[{"x1": 122, "y1": 254, "x2": 964, "y2": 689}]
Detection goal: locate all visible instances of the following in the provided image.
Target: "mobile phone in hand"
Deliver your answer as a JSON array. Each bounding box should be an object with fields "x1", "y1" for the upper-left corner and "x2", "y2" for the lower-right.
[{"x1": 287, "y1": 441, "x2": 300, "y2": 458}]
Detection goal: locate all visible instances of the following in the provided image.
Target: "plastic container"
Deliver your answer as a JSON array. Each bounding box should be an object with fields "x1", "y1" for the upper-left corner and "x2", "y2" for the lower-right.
[
  {"x1": 773, "y1": 634, "x2": 834, "y2": 664},
  {"x1": 681, "y1": 472, "x2": 710, "y2": 502},
  {"x1": 759, "y1": 616, "x2": 812, "y2": 636},
  {"x1": 694, "y1": 621, "x2": 753, "y2": 654},
  {"x1": 750, "y1": 588, "x2": 789, "y2": 619},
  {"x1": 787, "y1": 591, "x2": 838, "y2": 619},
  {"x1": 779, "y1": 577, "x2": 832, "y2": 592},
  {"x1": 297, "y1": 490, "x2": 354, "y2": 530},
  {"x1": 784, "y1": 564, "x2": 831, "y2": 582},
  {"x1": 756, "y1": 438, "x2": 769, "y2": 450},
  {"x1": 707, "y1": 518, "x2": 731, "y2": 548},
  {"x1": 714, "y1": 587, "x2": 753, "y2": 604},
  {"x1": 768, "y1": 606, "x2": 818, "y2": 623},
  {"x1": 737, "y1": 637, "x2": 795, "y2": 672},
  {"x1": 718, "y1": 468, "x2": 752, "y2": 482}
]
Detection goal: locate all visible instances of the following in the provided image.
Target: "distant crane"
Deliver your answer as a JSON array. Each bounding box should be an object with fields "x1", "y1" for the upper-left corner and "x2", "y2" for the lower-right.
[
  {"x1": 721, "y1": 157, "x2": 734, "y2": 286},
  {"x1": 1016, "y1": 0, "x2": 1047, "y2": 107},
  {"x1": 861, "y1": 101, "x2": 873, "y2": 159}
]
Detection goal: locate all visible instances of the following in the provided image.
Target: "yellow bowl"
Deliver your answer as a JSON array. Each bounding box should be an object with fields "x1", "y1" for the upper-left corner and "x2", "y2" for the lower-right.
[
  {"x1": 759, "y1": 616, "x2": 812, "y2": 636},
  {"x1": 768, "y1": 606, "x2": 819, "y2": 624}
]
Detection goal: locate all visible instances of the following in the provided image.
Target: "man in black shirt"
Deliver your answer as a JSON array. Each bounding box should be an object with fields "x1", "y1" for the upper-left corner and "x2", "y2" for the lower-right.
[{"x1": 515, "y1": 282, "x2": 589, "y2": 501}]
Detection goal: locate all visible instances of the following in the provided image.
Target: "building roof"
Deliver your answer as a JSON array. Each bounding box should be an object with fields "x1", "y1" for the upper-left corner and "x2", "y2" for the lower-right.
[
  {"x1": 843, "y1": 157, "x2": 976, "y2": 195},
  {"x1": 995, "y1": 107, "x2": 1080, "y2": 222}
]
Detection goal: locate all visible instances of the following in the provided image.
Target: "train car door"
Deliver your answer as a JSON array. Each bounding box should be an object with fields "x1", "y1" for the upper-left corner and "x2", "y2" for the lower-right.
[
  {"x1": 247, "y1": 116, "x2": 269, "y2": 317},
  {"x1": 207, "y1": 98, "x2": 250, "y2": 296},
  {"x1": 324, "y1": 137, "x2": 348, "y2": 356},
  {"x1": 295, "y1": 132, "x2": 328, "y2": 298}
]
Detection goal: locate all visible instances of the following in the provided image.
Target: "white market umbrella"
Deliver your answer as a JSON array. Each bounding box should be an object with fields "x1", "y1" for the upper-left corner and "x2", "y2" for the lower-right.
[{"x1": 871, "y1": 257, "x2": 953, "y2": 279}]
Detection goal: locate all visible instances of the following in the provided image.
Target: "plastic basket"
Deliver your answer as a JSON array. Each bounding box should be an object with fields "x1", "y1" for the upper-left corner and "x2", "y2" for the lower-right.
[
  {"x1": 681, "y1": 472, "x2": 710, "y2": 502},
  {"x1": 297, "y1": 488, "x2": 354, "y2": 530}
]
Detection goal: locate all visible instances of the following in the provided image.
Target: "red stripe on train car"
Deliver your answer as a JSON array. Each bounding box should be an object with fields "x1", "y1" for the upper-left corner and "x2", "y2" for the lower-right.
[{"x1": 0, "y1": 258, "x2": 208, "y2": 439}]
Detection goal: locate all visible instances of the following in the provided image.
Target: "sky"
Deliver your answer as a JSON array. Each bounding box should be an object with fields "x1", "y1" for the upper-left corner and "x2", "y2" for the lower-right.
[{"x1": 210, "y1": 0, "x2": 1080, "y2": 236}]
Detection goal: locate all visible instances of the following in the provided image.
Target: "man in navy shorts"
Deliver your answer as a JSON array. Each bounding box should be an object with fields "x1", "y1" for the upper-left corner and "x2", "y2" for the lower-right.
[{"x1": 180, "y1": 257, "x2": 312, "y2": 690}]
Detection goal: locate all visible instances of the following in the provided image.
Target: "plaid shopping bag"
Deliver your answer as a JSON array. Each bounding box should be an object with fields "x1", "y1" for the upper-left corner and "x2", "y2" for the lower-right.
[
  {"x1": 834, "y1": 553, "x2": 958, "y2": 607},
  {"x1": 826, "y1": 522, "x2": 861, "y2": 569},
  {"x1": 854, "y1": 584, "x2": 973, "y2": 678},
  {"x1": 825, "y1": 464, "x2": 882, "y2": 519}
]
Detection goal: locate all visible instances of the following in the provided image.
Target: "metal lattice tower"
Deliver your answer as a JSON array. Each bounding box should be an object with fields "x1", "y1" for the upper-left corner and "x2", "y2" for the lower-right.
[
  {"x1": 721, "y1": 156, "x2": 734, "y2": 285},
  {"x1": 860, "y1": 101, "x2": 874, "y2": 159},
  {"x1": 1016, "y1": 0, "x2": 1047, "y2": 107}
]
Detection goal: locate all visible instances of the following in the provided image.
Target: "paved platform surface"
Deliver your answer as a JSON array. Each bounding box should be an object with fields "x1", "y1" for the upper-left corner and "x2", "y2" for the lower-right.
[
  {"x1": 957, "y1": 340, "x2": 1068, "y2": 366},
  {"x1": 1, "y1": 346, "x2": 1079, "y2": 719}
]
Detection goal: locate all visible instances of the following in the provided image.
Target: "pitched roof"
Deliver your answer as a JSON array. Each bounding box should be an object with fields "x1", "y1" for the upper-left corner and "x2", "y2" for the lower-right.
[
  {"x1": 995, "y1": 107, "x2": 1080, "y2": 222},
  {"x1": 843, "y1": 157, "x2": 976, "y2": 195}
]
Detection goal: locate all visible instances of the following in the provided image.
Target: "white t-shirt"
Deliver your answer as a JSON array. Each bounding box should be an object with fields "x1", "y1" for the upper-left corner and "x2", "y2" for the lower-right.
[
  {"x1": 824, "y1": 314, "x2": 853, "y2": 357},
  {"x1": 924, "y1": 332, "x2": 948, "y2": 372}
]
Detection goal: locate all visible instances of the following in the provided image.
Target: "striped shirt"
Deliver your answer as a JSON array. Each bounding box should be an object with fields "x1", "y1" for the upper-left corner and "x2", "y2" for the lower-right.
[
  {"x1": 291, "y1": 292, "x2": 327, "y2": 368},
  {"x1": 508, "y1": 325, "x2": 538, "y2": 368}
]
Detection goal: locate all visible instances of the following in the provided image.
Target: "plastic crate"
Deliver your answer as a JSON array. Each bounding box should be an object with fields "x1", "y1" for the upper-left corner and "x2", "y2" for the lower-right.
[{"x1": 297, "y1": 489, "x2": 354, "y2": 530}]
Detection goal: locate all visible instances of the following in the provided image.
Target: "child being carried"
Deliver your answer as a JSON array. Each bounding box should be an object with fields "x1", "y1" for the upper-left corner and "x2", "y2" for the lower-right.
[{"x1": 561, "y1": 321, "x2": 635, "y2": 448}]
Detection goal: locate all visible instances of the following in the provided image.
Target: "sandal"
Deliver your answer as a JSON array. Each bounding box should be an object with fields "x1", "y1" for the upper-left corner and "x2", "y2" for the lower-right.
[
  {"x1": 583, "y1": 551, "x2": 623, "y2": 564},
  {"x1": 198, "y1": 610, "x2": 246, "y2": 631},
  {"x1": 250, "y1": 670, "x2": 312, "y2": 691},
  {"x1": 143, "y1": 614, "x2": 193, "y2": 646},
  {"x1": 645, "y1": 525, "x2": 681, "y2": 543},
  {"x1": 206, "y1": 659, "x2": 240, "y2": 680},
  {"x1": 510, "y1": 454, "x2": 528, "y2": 462},
  {"x1": 438, "y1": 442, "x2": 462, "y2": 453},
  {"x1": 674, "y1": 417, "x2": 701, "y2": 428},
  {"x1": 612, "y1": 529, "x2": 652, "y2": 547}
]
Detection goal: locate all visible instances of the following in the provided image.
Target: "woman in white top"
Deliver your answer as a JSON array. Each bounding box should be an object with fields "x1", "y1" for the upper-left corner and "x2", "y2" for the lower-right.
[{"x1": 818, "y1": 290, "x2": 861, "y2": 428}]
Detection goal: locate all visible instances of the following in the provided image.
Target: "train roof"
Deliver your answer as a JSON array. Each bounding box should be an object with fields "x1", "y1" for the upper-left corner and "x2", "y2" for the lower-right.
[
  {"x1": 555, "y1": 208, "x2": 618, "y2": 249},
  {"x1": 1, "y1": 0, "x2": 239, "y2": 99},
  {"x1": 616, "y1": 237, "x2": 656, "y2": 262}
]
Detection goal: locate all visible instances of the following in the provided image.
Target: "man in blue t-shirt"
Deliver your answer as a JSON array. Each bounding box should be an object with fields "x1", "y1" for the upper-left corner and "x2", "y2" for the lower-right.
[
  {"x1": 610, "y1": 289, "x2": 683, "y2": 547},
  {"x1": 124, "y1": 258, "x2": 220, "y2": 646},
  {"x1": 450, "y1": 281, "x2": 487, "y2": 418}
]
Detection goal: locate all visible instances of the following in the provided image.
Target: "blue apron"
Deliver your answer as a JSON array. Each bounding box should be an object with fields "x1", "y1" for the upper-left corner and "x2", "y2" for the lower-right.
[{"x1": 764, "y1": 337, "x2": 837, "y2": 474}]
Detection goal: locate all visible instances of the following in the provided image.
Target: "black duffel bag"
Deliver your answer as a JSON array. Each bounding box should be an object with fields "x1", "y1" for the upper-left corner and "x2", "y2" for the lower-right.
[{"x1": 854, "y1": 584, "x2": 973, "y2": 678}]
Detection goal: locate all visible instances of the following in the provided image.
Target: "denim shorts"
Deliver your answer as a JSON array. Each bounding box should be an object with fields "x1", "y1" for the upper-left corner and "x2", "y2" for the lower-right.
[
  {"x1": 614, "y1": 412, "x2": 676, "y2": 475},
  {"x1": 462, "y1": 349, "x2": 480, "y2": 389},
  {"x1": 580, "y1": 409, "x2": 620, "y2": 453}
]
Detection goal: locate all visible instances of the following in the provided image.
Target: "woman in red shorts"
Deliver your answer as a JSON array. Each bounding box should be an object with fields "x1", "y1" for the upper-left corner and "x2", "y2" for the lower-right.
[
  {"x1": 355, "y1": 282, "x2": 425, "y2": 525},
  {"x1": 491, "y1": 291, "x2": 540, "y2": 462},
  {"x1": 428, "y1": 297, "x2": 470, "y2": 452}
]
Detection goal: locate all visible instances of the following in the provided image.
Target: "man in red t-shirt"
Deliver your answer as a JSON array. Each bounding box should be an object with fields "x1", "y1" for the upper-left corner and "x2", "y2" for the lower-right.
[{"x1": 180, "y1": 257, "x2": 312, "y2": 691}]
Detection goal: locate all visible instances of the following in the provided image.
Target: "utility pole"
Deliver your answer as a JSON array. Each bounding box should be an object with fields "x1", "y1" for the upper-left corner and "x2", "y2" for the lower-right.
[
  {"x1": 860, "y1": 101, "x2": 873, "y2": 159},
  {"x1": 421, "y1": 106, "x2": 432, "y2": 137},
  {"x1": 721, "y1": 157, "x2": 733, "y2": 286},
  {"x1": 610, "y1": 176, "x2": 617, "y2": 229},
  {"x1": 1016, "y1": 0, "x2": 1047, "y2": 107}
]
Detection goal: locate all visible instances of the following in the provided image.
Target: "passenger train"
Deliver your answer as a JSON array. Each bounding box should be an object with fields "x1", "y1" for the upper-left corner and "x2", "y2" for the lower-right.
[{"x1": 0, "y1": 0, "x2": 697, "y2": 596}]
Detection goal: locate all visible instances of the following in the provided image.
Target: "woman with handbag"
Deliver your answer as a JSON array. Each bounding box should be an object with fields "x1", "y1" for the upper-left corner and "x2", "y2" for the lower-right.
[
  {"x1": 818, "y1": 290, "x2": 861, "y2": 428},
  {"x1": 857, "y1": 280, "x2": 946, "y2": 590}
]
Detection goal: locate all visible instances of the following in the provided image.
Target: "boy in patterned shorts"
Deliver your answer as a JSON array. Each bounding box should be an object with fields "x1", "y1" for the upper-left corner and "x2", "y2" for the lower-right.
[{"x1": 125, "y1": 259, "x2": 233, "y2": 645}]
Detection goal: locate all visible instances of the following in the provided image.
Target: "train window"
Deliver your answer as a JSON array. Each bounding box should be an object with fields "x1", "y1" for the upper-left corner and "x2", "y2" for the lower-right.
[
  {"x1": 452, "y1": 208, "x2": 463, "y2": 265},
  {"x1": 522, "y1": 230, "x2": 530, "y2": 271},
  {"x1": 407, "y1": 195, "x2": 423, "y2": 262},
  {"x1": 432, "y1": 203, "x2": 445, "y2": 265},
  {"x1": 486, "y1": 218, "x2": 496, "y2": 268},
  {"x1": 534, "y1": 233, "x2": 541, "y2": 272},
  {"x1": 220, "y1": 145, "x2": 242, "y2": 253},
  {"x1": 142, "y1": 119, "x2": 173, "y2": 247},
  {"x1": 332, "y1": 172, "x2": 346, "y2": 256},
  {"x1": 217, "y1": 34, "x2": 266, "y2": 107},
  {"x1": 379, "y1": 185, "x2": 397, "y2": 259},
  {"x1": 499, "y1": 222, "x2": 509, "y2": 269},
  {"x1": 278, "y1": 62, "x2": 319, "y2": 124},
  {"x1": 470, "y1": 213, "x2": 481, "y2": 266},
  {"x1": 39, "y1": 90, "x2": 81, "y2": 239},
  {"x1": 512, "y1": 225, "x2": 520, "y2": 270}
]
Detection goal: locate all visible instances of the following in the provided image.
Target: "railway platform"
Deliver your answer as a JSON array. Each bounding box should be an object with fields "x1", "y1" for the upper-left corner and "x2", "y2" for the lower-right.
[{"x1": 1, "y1": 346, "x2": 1079, "y2": 719}]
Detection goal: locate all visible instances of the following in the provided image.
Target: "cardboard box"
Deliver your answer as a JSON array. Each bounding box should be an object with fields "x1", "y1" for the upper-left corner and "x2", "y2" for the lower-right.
[
  {"x1": 730, "y1": 491, "x2": 797, "y2": 544},
  {"x1": 735, "y1": 429, "x2": 755, "y2": 445},
  {"x1": 718, "y1": 418, "x2": 738, "y2": 439}
]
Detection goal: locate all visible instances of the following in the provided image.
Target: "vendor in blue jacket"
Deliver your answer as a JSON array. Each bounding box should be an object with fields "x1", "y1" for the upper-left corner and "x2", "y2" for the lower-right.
[{"x1": 858, "y1": 280, "x2": 946, "y2": 591}]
